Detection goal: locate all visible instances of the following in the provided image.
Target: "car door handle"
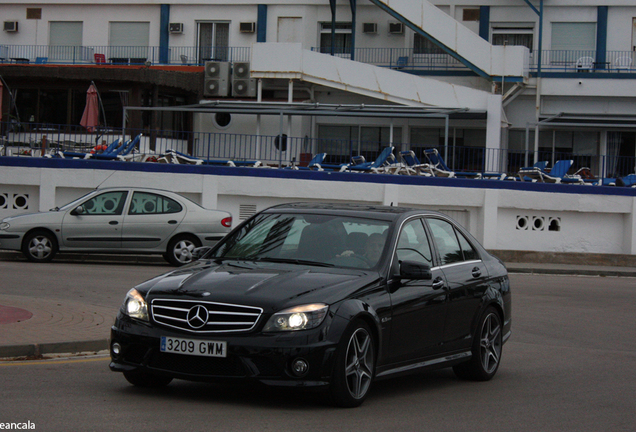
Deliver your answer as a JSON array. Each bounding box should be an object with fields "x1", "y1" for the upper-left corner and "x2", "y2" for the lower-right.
[
  {"x1": 109, "y1": 221, "x2": 119, "y2": 225},
  {"x1": 472, "y1": 267, "x2": 482, "y2": 278},
  {"x1": 168, "y1": 220, "x2": 178, "y2": 225},
  {"x1": 432, "y1": 277, "x2": 445, "y2": 290}
]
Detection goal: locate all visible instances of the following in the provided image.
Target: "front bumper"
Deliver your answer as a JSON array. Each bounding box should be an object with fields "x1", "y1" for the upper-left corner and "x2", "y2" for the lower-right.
[
  {"x1": 0, "y1": 233, "x2": 23, "y2": 251},
  {"x1": 109, "y1": 314, "x2": 339, "y2": 387}
]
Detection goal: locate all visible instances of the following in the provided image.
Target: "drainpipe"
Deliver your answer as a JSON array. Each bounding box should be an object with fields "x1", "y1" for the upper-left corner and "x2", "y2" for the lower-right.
[
  {"x1": 159, "y1": 5, "x2": 170, "y2": 64},
  {"x1": 257, "y1": 5, "x2": 267, "y2": 42}
]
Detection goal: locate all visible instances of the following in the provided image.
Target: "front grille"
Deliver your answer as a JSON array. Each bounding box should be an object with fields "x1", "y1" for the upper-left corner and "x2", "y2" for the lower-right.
[
  {"x1": 150, "y1": 298, "x2": 262, "y2": 333},
  {"x1": 149, "y1": 352, "x2": 247, "y2": 377}
]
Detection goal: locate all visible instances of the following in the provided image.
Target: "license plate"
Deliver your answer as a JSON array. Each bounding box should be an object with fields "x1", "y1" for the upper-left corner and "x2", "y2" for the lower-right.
[{"x1": 160, "y1": 336, "x2": 227, "y2": 358}]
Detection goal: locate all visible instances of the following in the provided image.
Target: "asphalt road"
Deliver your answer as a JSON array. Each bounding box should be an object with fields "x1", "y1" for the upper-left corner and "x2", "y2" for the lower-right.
[{"x1": 0, "y1": 265, "x2": 635, "y2": 431}]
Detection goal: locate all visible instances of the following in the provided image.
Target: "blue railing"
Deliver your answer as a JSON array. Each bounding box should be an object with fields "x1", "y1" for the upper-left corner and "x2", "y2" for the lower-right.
[
  {"x1": 2, "y1": 121, "x2": 633, "y2": 179},
  {"x1": 0, "y1": 45, "x2": 251, "y2": 65}
]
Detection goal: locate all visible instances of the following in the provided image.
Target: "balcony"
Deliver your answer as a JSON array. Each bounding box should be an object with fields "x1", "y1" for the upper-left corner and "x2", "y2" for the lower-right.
[
  {"x1": 0, "y1": 45, "x2": 251, "y2": 66},
  {"x1": 1, "y1": 121, "x2": 632, "y2": 181},
  {"x1": 311, "y1": 47, "x2": 636, "y2": 76},
  {"x1": 2, "y1": 44, "x2": 635, "y2": 76}
]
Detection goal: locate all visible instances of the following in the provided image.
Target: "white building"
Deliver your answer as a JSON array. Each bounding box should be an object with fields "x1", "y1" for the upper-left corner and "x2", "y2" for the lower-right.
[{"x1": 1, "y1": 0, "x2": 635, "y2": 175}]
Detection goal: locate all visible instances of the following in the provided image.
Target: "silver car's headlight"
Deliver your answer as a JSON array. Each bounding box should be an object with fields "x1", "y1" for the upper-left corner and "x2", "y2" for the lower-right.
[
  {"x1": 263, "y1": 304, "x2": 328, "y2": 332},
  {"x1": 0, "y1": 222, "x2": 9, "y2": 230},
  {"x1": 123, "y1": 288, "x2": 149, "y2": 322}
]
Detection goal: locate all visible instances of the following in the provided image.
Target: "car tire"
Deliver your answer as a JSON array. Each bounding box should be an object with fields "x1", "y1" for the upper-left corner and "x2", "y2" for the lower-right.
[
  {"x1": 22, "y1": 230, "x2": 58, "y2": 263},
  {"x1": 123, "y1": 370, "x2": 173, "y2": 388},
  {"x1": 329, "y1": 320, "x2": 376, "y2": 408},
  {"x1": 165, "y1": 235, "x2": 201, "y2": 266},
  {"x1": 453, "y1": 307, "x2": 503, "y2": 381}
]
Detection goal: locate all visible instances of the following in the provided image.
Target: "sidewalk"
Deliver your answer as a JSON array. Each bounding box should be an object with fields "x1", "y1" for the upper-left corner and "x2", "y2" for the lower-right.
[{"x1": 1, "y1": 252, "x2": 634, "y2": 359}]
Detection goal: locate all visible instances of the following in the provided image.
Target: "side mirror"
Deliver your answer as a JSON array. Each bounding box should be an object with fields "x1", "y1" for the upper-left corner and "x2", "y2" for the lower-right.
[
  {"x1": 70, "y1": 206, "x2": 85, "y2": 216},
  {"x1": 192, "y1": 246, "x2": 212, "y2": 260},
  {"x1": 400, "y1": 260, "x2": 432, "y2": 280}
]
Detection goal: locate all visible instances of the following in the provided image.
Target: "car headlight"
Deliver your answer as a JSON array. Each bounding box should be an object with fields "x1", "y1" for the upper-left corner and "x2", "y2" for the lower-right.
[
  {"x1": 123, "y1": 288, "x2": 149, "y2": 322},
  {"x1": 0, "y1": 222, "x2": 9, "y2": 230},
  {"x1": 263, "y1": 304, "x2": 328, "y2": 332}
]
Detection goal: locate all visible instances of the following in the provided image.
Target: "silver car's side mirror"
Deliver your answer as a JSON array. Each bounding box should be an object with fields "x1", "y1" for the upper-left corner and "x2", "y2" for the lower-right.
[
  {"x1": 71, "y1": 206, "x2": 85, "y2": 216},
  {"x1": 192, "y1": 246, "x2": 212, "y2": 260}
]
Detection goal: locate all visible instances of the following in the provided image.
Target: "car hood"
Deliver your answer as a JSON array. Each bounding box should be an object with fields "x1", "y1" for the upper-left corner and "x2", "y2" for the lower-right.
[
  {"x1": 141, "y1": 260, "x2": 379, "y2": 312},
  {"x1": 2, "y1": 210, "x2": 64, "y2": 225}
]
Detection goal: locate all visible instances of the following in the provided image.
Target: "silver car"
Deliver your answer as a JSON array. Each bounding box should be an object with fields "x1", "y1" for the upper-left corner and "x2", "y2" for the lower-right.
[{"x1": 0, "y1": 187, "x2": 232, "y2": 266}]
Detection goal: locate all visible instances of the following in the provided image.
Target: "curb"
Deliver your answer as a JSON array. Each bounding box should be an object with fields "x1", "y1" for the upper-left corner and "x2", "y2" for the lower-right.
[{"x1": 0, "y1": 339, "x2": 109, "y2": 359}]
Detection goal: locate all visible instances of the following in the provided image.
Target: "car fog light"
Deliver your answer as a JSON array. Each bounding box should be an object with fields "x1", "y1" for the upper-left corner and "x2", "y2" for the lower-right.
[
  {"x1": 112, "y1": 342, "x2": 121, "y2": 357},
  {"x1": 291, "y1": 358, "x2": 309, "y2": 376}
]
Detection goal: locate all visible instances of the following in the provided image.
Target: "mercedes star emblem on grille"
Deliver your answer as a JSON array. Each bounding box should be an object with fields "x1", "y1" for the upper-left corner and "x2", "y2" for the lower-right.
[{"x1": 186, "y1": 305, "x2": 209, "y2": 329}]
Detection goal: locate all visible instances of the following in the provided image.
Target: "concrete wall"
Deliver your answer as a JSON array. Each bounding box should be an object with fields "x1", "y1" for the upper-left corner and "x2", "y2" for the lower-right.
[{"x1": 1, "y1": 158, "x2": 635, "y2": 256}]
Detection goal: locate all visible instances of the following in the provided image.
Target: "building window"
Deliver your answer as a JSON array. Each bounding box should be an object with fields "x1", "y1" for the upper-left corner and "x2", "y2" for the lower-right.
[
  {"x1": 109, "y1": 22, "x2": 150, "y2": 62},
  {"x1": 26, "y1": 8, "x2": 42, "y2": 20},
  {"x1": 319, "y1": 22, "x2": 352, "y2": 55},
  {"x1": 198, "y1": 22, "x2": 230, "y2": 62},
  {"x1": 491, "y1": 26, "x2": 534, "y2": 52},
  {"x1": 462, "y1": 9, "x2": 480, "y2": 22},
  {"x1": 49, "y1": 22, "x2": 83, "y2": 61},
  {"x1": 413, "y1": 34, "x2": 446, "y2": 55}
]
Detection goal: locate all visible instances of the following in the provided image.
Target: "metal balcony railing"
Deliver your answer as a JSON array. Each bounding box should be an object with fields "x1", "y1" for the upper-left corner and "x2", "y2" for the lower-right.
[
  {"x1": 311, "y1": 47, "x2": 636, "y2": 75},
  {"x1": 3, "y1": 44, "x2": 636, "y2": 75},
  {"x1": 0, "y1": 45, "x2": 250, "y2": 65},
  {"x1": 530, "y1": 50, "x2": 636, "y2": 73},
  {"x1": 2, "y1": 121, "x2": 632, "y2": 180}
]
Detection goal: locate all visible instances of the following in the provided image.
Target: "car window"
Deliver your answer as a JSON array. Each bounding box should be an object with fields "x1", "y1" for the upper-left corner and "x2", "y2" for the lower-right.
[
  {"x1": 426, "y1": 218, "x2": 463, "y2": 265},
  {"x1": 456, "y1": 230, "x2": 479, "y2": 261},
  {"x1": 212, "y1": 213, "x2": 390, "y2": 269},
  {"x1": 82, "y1": 191, "x2": 128, "y2": 215},
  {"x1": 396, "y1": 219, "x2": 433, "y2": 266},
  {"x1": 128, "y1": 192, "x2": 182, "y2": 215}
]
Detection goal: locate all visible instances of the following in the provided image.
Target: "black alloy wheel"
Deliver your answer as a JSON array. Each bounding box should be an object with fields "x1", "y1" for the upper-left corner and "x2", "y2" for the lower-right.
[
  {"x1": 453, "y1": 307, "x2": 503, "y2": 381},
  {"x1": 329, "y1": 320, "x2": 376, "y2": 408}
]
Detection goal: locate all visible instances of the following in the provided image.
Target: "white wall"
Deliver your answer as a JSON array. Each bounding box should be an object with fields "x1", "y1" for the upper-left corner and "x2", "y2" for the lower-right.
[{"x1": 1, "y1": 163, "x2": 634, "y2": 255}]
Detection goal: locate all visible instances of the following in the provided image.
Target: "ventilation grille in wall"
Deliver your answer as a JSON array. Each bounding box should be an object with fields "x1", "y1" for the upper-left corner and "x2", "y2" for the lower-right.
[
  {"x1": 239, "y1": 204, "x2": 257, "y2": 220},
  {"x1": 516, "y1": 215, "x2": 561, "y2": 232},
  {"x1": 0, "y1": 193, "x2": 30, "y2": 210}
]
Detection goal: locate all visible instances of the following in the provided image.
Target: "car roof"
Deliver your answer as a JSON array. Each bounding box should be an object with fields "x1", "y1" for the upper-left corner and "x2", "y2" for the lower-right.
[{"x1": 262, "y1": 202, "x2": 445, "y2": 221}]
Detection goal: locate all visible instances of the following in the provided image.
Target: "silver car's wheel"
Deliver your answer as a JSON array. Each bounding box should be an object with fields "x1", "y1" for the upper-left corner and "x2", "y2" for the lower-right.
[
  {"x1": 329, "y1": 321, "x2": 375, "y2": 408},
  {"x1": 22, "y1": 230, "x2": 58, "y2": 263},
  {"x1": 453, "y1": 307, "x2": 502, "y2": 381},
  {"x1": 165, "y1": 235, "x2": 201, "y2": 266}
]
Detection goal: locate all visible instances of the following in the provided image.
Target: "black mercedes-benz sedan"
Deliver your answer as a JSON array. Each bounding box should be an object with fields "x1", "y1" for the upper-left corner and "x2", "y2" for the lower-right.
[{"x1": 110, "y1": 203, "x2": 511, "y2": 407}]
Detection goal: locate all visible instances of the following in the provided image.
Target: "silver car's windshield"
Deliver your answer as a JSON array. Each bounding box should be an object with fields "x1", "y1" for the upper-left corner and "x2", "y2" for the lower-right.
[
  {"x1": 211, "y1": 213, "x2": 390, "y2": 269},
  {"x1": 56, "y1": 190, "x2": 100, "y2": 211}
]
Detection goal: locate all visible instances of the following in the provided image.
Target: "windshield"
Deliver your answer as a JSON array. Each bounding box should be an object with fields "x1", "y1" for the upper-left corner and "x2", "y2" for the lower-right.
[
  {"x1": 211, "y1": 213, "x2": 391, "y2": 269},
  {"x1": 56, "y1": 190, "x2": 100, "y2": 211}
]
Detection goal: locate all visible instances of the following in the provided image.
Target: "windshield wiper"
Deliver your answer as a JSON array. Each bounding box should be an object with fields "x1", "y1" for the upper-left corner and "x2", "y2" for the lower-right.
[{"x1": 254, "y1": 257, "x2": 335, "y2": 267}]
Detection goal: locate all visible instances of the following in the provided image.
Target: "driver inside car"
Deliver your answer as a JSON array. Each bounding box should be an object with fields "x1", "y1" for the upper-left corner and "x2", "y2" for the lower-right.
[{"x1": 338, "y1": 232, "x2": 385, "y2": 266}]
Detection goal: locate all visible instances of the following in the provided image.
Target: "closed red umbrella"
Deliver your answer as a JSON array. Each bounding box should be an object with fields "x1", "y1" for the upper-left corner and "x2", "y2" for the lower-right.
[{"x1": 80, "y1": 84, "x2": 100, "y2": 132}]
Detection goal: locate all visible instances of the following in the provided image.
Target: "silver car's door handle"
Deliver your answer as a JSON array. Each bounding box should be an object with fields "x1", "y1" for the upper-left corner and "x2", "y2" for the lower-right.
[
  {"x1": 472, "y1": 267, "x2": 482, "y2": 278},
  {"x1": 109, "y1": 221, "x2": 119, "y2": 225},
  {"x1": 168, "y1": 220, "x2": 178, "y2": 224}
]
